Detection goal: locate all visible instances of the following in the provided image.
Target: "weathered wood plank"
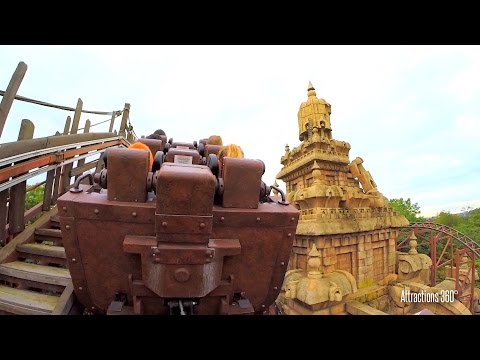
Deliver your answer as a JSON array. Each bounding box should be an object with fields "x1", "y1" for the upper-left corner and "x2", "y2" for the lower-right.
[
  {"x1": 0, "y1": 284, "x2": 57, "y2": 314},
  {"x1": 74, "y1": 119, "x2": 90, "y2": 181},
  {"x1": 0, "y1": 207, "x2": 57, "y2": 263},
  {"x1": 70, "y1": 98, "x2": 83, "y2": 135},
  {"x1": 118, "y1": 103, "x2": 130, "y2": 138},
  {"x1": 52, "y1": 282, "x2": 75, "y2": 315},
  {"x1": 0, "y1": 61, "x2": 28, "y2": 139},
  {"x1": 0, "y1": 132, "x2": 117, "y2": 161},
  {"x1": 108, "y1": 112, "x2": 116, "y2": 132},
  {"x1": 16, "y1": 243, "x2": 66, "y2": 259},
  {"x1": 24, "y1": 202, "x2": 43, "y2": 224},
  {"x1": 0, "y1": 190, "x2": 8, "y2": 246},
  {"x1": 51, "y1": 166, "x2": 61, "y2": 205},
  {"x1": 43, "y1": 168, "x2": 55, "y2": 211},
  {"x1": 35, "y1": 228, "x2": 62, "y2": 238},
  {"x1": 63, "y1": 116, "x2": 71, "y2": 135},
  {"x1": 0, "y1": 273, "x2": 64, "y2": 293},
  {"x1": 0, "y1": 261, "x2": 71, "y2": 286},
  {"x1": 8, "y1": 119, "x2": 35, "y2": 235},
  {"x1": 70, "y1": 160, "x2": 98, "y2": 178}
]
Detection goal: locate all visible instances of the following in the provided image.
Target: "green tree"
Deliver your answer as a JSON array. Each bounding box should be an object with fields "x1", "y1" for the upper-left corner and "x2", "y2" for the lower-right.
[
  {"x1": 455, "y1": 208, "x2": 480, "y2": 242},
  {"x1": 389, "y1": 198, "x2": 426, "y2": 222},
  {"x1": 25, "y1": 184, "x2": 45, "y2": 210},
  {"x1": 435, "y1": 211, "x2": 462, "y2": 228}
]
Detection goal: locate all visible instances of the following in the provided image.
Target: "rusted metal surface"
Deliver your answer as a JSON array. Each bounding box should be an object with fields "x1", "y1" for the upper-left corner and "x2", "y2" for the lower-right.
[
  {"x1": 137, "y1": 138, "x2": 164, "y2": 157},
  {"x1": 171, "y1": 141, "x2": 195, "y2": 149},
  {"x1": 106, "y1": 148, "x2": 149, "y2": 203},
  {"x1": 57, "y1": 148, "x2": 300, "y2": 315},
  {"x1": 222, "y1": 158, "x2": 264, "y2": 209},
  {"x1": 165, "y1": 148, "x2": 201, "y2": 165}
]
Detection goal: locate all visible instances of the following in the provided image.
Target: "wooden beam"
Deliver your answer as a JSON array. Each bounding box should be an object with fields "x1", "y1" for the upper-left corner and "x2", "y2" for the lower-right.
[
  {"x1": 75, "y1": 120, "x2": 90, "y2": 181},
  {"x1": 0, "y1": 207, "x2": 57, "y2": 263},
  {"x1": 52, "y1": 282, "x2": 75, "y2": 315},
  {"x1": 118, "y1": 103, "x2": 130, "y2": 138},
  {"x1": 61, "y1": 99, "x2": 83, "y2": 194},
  {"x1": 0, "y1": 61, "x2": 28, "y2": 139},
  {"x1": 8, "y1": 119, "x2": 35, "y2": 235},
  {"x1": 43, "y1": 168, "x2": 55, "y2": 211},
  {"x1": 108, "y1": 111, "x2": 116, "y2": 132},
  {"x1": 70, "y1": 160, "x2": 98, "y2": 178},
  {"x1": 0, "y1": 190, "x2": 8, "y2": 246},
  {"x1": 63, "y1": 116, "x2": 71, "y2": 135},
  {"x1": 70, "y1": 98, "x2": 83, "y2": 135}
]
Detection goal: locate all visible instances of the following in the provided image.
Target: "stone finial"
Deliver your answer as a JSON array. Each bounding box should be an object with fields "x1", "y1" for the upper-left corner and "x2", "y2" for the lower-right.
[
  {"x1": 285, "y1": 144, "x2": 290, "y2": 154},
  {"x1": 307, "y1": 81, "x2": 316, "y2": 97},
  {"x1": 408, "y1": 232, "x2": 418, "y2": 255},
  {"x1": 307, "y1": 243, "x2": 322, "y2": 278},
  {"x1": 272, "y1": 180, "x2": 279, "y2": 196},
  {"x1": 312, "y1": 161, "x2": 322, "y2": 183}
]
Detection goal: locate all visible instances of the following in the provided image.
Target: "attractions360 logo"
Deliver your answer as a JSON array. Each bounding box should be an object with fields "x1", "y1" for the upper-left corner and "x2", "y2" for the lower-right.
[{"x1": 401, "y1": 287, "x2": 458, "y2": 303}]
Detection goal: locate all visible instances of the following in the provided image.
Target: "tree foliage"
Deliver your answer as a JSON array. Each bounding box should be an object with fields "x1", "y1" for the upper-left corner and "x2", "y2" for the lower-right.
[
  {"x1": 388, "y1": 198, "x2": 426, "y2": 222},
  {"x1": 25, "y1": 184, "x2": 44, "y2": 210}
]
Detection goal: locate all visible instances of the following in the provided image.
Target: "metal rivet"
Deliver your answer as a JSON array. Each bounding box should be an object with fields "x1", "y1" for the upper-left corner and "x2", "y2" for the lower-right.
[
  {"x1": 153, "y1": 254, "x2": 156, "y2": 257},
  {"x1": 162, "y1": 221, "x2": 168, "y2": 227},
  {"x1": 274, "y1": 286, "x2": 278, "y2": 290},
  {"x1": 200, "y1": 222, "x2": 205, "y2": 228},
  {"x1": 291, "y1": 217, "x2": 295, "y2": 221},
  {"x1": 280, "y1": 262, "x2": 285, "y2": 266},
  {"x1": 91, "y1": 306, "x2": 95, "y2": 310},
  {"x1": 72, "y1": 258, "x2": 76, "y2": 262},
  {"x1": 62, "y1": 207, "x2": 67, "y2": 211},
  {"x1": 261, "y1": 304, "x2": 266, "y2": 308},
  {"x1": 114, "y1": 197, "x2": 117, "y2": 201},
  {"x1": 220, "y1": 216, "x2": 225, "y2": 221},
  {"x1": 256, "y1": 217, "x2": 261, "y2": 221},
  {"x1": 132, "y1": 212, "x2": 137, "y2": 217},
  {"x1": 94, "y1": 209, "x2": 99, "y2": 214},
  {"x1": 78, "y1": 287, "x2": 83, "y2": 291},
  {"x1": 287, "y1": 233, "x2": 292, "y2": 237},
  {"x1": 65, "y1": 225, "x2": 70, "y2": 230},
  {"x1": 209, "y1": 253, "x2": 214, "y2": 258}
]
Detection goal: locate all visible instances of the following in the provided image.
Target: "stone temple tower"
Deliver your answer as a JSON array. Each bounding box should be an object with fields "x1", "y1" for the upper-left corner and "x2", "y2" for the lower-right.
[{"x1": 276, "y1": 83, "x2": 409, "y2": 315}]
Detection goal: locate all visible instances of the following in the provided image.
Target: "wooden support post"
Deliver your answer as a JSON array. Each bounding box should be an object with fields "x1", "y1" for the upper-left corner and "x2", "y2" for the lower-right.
[
  {"x1": 8, "y1": 119, "x2": 34, "y2": 235},
  {"x1": 42, "y1": 169, "x2": 55, "y2": 211},
  {"x1": 70, "y1": 98, "x2": 83, "y2": 134},
  {"x1": 63, "y1": 116, "x2": 71, "y2": 135},
  {"x1": 0, "y1": 190, "x2": 8, "y2": 246},
  {"x1": 74, "y1": 119, "x2": 90, "y2": 181},
  {"x1": 108, "y1": 111, "x2": 116, "y2": 133},
  {"x1": 51, "y1": 166, "x2": 61, "y2": 205},
  {"x1": 0, "y1": 61, "x2": 28, "y2": 140},
  {"x1": 118, "y1": 103, "x2": 130, "y2": 138},
  {"x1": 61, "y1": 99, "x2": 82, "y2": 194}
]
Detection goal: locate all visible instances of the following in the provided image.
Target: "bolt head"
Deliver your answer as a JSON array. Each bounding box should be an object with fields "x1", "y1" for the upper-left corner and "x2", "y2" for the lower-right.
[
  {"x1": 62, "y1": 207, "x2": 67, "y2": 211},
  {"x1": 78, "y1": 287, "x2": 83, "y2": 291},
  {"x1": 132, "y1": 212, "x2": 137, "y2": 217},
  {"x1": 65, "y1": 225, "x2": 70, "y2": 230},
  {"x1": 162, "y1": 221, "x2": 168, "y2": 227},
  {"x1": 280, "y1": 262, "x2": 285, "y2": 266},
  {"x1": 94, "y1": 209, "x2": 99, "y2": 214},
  {"x1": 72, "y1": 258, "x2": 76, "y2": 262},
  {"x1": 256, "y1": 217, "x2": 261, "y2": 221},
  {"x1": 220, "y1": 216, "x2": 225, "y2": 221},
  {"x1": 199, "y1": 222, "x2": 205, "y2": 228}
]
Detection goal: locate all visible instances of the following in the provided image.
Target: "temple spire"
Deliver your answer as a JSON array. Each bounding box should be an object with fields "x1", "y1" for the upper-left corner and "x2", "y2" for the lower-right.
[{"x1": 307, "y1": 81, "x2": 316, "y2": 97}]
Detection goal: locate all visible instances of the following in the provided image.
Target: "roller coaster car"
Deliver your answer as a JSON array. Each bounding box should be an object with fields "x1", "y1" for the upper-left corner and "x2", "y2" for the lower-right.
[{"x1": 57, "y1": 143, "x2": 299, "y2": 315}]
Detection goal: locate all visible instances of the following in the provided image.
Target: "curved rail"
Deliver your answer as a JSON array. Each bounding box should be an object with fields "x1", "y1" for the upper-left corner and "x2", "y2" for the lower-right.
[{"x1": 406, "y1": 222, "x2": 480, "y2": 258}]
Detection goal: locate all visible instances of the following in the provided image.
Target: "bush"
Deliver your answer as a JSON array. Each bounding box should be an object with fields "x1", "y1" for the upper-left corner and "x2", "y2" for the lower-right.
[{"x1": 25, "y1": 184, "x2": 45, "y2": 210}]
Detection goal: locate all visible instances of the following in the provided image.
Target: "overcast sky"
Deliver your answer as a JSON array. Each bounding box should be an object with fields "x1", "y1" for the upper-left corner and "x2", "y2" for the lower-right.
[{"x1": 1, "y1": 45, "x2": 479, "y2": 217}]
